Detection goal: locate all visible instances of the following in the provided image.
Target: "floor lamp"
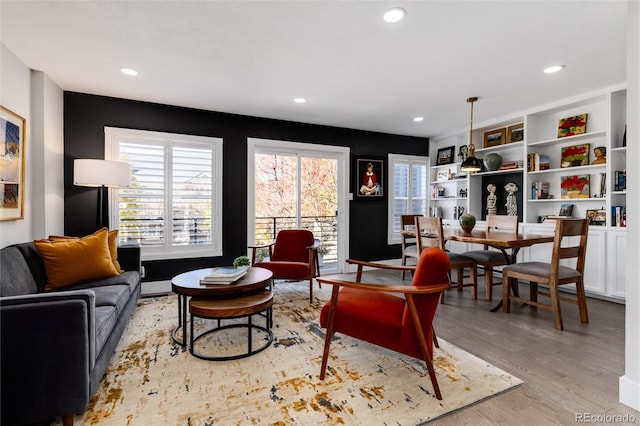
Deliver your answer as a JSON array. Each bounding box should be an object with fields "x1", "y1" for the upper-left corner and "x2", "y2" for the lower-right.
[{"x1": 74, "y1": 159, "x2": 132, "y2": 230}]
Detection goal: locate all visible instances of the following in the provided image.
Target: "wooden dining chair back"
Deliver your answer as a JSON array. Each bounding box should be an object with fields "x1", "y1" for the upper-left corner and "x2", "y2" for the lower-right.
[
  {"x1": 317, "y1": 248, "x2": 451, "y2": 400},
  {"x1": 502, "y1": 218, "x2": 589, "y2": 330},
  {"x1": 400, "y1": 214, "x2": 423, "y2": 280},
  {"x1": 462, "y1": 215, "x2": 519, "y2": 300},
  {"x1": 416, "y1": 216, "x2": 477, "y2": 303}
]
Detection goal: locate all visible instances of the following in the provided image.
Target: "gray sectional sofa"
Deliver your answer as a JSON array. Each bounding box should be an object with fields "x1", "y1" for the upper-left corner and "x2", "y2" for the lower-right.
[{"x1": 0, "y1": 242, "x2": 141, "y2": 426}]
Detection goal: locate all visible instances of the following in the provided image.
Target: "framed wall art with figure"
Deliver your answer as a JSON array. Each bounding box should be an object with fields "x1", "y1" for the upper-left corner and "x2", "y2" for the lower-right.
[
  {"x1": 0, "y1": 105, "x2": 26, "y2": 221},
  {"x1": 356, "y1": 158, "x2": 383, "y2": 198}
]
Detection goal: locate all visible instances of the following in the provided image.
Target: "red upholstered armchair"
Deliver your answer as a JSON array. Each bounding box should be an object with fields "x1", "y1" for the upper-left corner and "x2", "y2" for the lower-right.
[
  {"x1": 317, "y1": 248, "x2": 450, "y2": 400},
  {"x1": 250, "y1": 229, "x2": 320, "y2": 302}
]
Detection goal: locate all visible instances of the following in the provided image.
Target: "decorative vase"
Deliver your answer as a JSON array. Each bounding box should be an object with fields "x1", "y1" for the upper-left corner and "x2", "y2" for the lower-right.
[
  {"x1": 459, "y1": 213, "x2": 476, "y2": 233},
  {"x1": 485, "y1": 153, "x2": 503, "y2": 171}
]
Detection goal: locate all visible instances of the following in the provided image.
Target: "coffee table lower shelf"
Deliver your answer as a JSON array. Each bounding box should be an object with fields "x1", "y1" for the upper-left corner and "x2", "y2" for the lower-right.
[{"x1": 188, "y1": 289, "x2": 274, "y2": 361}]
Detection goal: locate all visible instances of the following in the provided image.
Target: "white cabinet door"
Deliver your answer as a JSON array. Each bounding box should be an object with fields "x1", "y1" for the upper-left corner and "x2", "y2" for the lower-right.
[
  {"x1": 582, "y1": 229, "x2": 606, "y2": 295},
  {"x1": 606, "y1": 230, "x2": 626, "y2": 299}
]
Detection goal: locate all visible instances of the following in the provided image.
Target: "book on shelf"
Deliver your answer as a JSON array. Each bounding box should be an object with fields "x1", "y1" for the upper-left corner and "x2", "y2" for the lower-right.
[
  {"x1": 528, "y1": 153, "x2": 550, "y2": 171},
  {"x1": 614, "y1": 170, "x2": 626, "y2": 191},
  {"x1": 498, "y1": 160, "x2": 524, "y2": 171},
  {"x1": 598, "y1": 173, "x2": 606, "y2": 198},
  {"x1": 531, "y1": 181, "x2": 550, "y2": 200},
  {"x1": 611, "y1": 205, "x2": 626, "y2": 227},
  {"x1": 200, "y1": 267, "x2": 247, "y2": 285}
]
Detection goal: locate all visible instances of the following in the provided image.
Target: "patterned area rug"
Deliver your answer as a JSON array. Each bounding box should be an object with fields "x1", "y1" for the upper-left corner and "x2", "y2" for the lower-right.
[{"x1": 58, "y1": 282, "x2": 522, "y2": 425}]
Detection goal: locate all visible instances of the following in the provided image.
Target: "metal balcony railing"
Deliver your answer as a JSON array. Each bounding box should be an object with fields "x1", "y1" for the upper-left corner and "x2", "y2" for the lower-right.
[{"x1": 255, "y1": 215, "x2": 338, "y2": 264}]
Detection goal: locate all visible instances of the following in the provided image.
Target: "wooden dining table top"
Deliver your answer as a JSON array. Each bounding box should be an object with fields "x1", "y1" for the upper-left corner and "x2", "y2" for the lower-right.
[{"x1": 443, "y1": 228, "x2": 555, "y2": 249}]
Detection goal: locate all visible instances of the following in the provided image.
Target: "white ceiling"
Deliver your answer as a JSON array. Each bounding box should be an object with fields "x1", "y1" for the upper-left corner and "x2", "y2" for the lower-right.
[{"x1": 0, "y1": 1, "x2": 628, "y2": 139}]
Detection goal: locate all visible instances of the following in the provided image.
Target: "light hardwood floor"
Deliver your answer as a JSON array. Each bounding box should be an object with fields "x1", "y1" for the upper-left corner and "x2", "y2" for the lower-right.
[{"x1": 323, "y1": 268, "x2": 638, "y2": 426}]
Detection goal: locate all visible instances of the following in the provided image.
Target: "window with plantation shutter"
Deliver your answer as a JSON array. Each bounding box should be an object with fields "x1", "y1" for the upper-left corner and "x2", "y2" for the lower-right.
[
  {"x1": 105, "y1": 127, "x2": 222, "y2": 260},
  {"x1": 388, "y1": 154, "x2": 428, "y2": 244}
]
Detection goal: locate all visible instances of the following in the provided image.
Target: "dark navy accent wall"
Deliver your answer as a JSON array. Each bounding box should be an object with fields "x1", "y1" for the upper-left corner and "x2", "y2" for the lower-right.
[{"x1": 64, "y1": 92, "x2": 428, "y2": 281}]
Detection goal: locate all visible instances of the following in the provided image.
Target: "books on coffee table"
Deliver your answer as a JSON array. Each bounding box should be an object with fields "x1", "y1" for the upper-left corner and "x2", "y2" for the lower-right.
[{"x1": 200, "y1": 267, "x2": 247, "y2": 285}]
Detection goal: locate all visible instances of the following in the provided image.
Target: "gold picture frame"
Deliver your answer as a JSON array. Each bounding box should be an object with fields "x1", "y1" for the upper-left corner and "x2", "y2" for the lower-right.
[
  {"x1": 507, "y1": 123, "x2": 524, "y2": 143},
  {"x1": 0, "y1": 105, "x2": 26, "y2": 221},
  {"x1": 483, "y1": 128, "x2": 506, "y2": 148}
]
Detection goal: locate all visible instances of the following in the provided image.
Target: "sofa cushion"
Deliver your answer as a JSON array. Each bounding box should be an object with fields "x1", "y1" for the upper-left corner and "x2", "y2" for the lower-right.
[
  {"x1": 92, "y1": 285, "x2": 131, "y2": 315},
  {"x1": 34, "y1": 228, "x2": 120, "y2": 290},
  {"x1": 65, "y1": 271, "x2": 140, "y2": 294},
  {"x1": 0, "y1": 245, "x2": 39, "y2": 296},
  {"x1": 49, "y1": 229, "x2": 123, "y2": 273},
  {"x1": 94, "y1": 305, "x2": 119, "y2": 357}
]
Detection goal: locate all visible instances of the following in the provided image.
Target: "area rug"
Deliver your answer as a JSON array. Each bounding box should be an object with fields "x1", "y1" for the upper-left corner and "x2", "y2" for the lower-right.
[{"x1": 57, "y1": 282, "x2": 522, "y2": 425}]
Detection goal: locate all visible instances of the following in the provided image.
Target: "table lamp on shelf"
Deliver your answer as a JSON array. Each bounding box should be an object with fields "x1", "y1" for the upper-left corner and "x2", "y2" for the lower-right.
[
  {"x1": 460, "y1": 96, "x2": 483, "y2": 172},
  {"x1": 74, "y1": 159, "x2": 132, "y2": 230}
]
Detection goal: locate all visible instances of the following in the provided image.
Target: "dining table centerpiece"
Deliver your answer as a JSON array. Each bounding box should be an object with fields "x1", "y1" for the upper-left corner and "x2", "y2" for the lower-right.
[{"x1": 459, "y1": 213, "x2": 477, "y2": 233}]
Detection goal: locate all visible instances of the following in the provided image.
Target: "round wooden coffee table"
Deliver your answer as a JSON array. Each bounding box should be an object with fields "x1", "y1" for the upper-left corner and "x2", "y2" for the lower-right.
[{"x1": 171, "y1": 267, "x2": 274, "y2": 351}]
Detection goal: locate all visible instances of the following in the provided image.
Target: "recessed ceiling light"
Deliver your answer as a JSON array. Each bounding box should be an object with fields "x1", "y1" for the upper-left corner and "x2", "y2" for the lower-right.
[
  {"x1": 294, "y1": 97, "x2": 306, "y2": 104},
  {"x1": 383, "y1": 7, "x2": 406, "y2": 23},
  {"x1": 413, "y1": 116, "x2": 424, "y2": 122},
  {"x1": 544, "y1": 65, "x2": 565, "y2": 74},
  {"x1": 120, "y1": 68, "x2": 138, "y2": 76}
]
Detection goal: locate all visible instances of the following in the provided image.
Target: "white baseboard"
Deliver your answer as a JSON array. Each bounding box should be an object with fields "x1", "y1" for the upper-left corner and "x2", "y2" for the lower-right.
[
  {"x1": 619, "y1": 375, "x2": 640, "y2": 411},
  {"x1": 141, "y1": 280, "x2": 172, "y2": 296}
]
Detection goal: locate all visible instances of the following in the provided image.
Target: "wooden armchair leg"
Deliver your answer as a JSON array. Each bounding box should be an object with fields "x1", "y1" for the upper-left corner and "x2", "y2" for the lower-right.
[{"x1": 62, "y1": 414, "x2": 74, "y2": 426}]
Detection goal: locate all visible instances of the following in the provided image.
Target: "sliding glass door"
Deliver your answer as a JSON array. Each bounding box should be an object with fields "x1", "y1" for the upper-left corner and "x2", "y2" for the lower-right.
[{"x1": 248, "y1": 139, "x2": 349, "y2": 273}]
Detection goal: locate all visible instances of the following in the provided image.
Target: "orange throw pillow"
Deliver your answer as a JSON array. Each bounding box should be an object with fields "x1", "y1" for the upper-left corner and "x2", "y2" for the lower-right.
[
  {"x1": 49, "y1": 229, "x2": 123, "y2": 273},
  {"x1": 35, "y1": 228, "x2": 120, "y2": 290}
]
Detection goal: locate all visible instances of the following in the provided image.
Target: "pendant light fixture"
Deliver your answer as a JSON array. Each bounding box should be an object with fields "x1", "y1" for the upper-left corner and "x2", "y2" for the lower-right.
[{"x1": 460, "y1": 96, "x2": 483, "y2": 172}]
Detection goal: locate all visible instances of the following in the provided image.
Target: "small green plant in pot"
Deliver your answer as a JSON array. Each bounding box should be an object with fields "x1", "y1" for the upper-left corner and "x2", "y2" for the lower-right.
[{"x1": 233, "y1": 255, "x2": 251, "y2": 269}]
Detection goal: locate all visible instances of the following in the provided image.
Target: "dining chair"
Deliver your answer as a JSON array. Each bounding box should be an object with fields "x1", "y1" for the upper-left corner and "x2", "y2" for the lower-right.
[
  {"x1": 462, "y1": 215, "x2": 519, "y2": 300},
  {"x1": 415, "y1": 216, "x2": 478, "y2": 303},
  {"x1": 502, "y1": 218, "x2": 589, "y2": 330},
  {"x1": 317, "y1": 248, "x2": 451, "y2": 400},
  {"x1": 400, "y1": 214, "x2": 424, "y2": 280},
  {"x1": 249, "y1": 229, "x2": 321, "y2": 303}
]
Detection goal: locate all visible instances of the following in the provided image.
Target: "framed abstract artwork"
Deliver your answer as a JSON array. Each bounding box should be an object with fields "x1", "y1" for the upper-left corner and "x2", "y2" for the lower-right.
[
  {"x1": 557, "y1": 114, "x2": 588, "y2": 138},
  {"x1": 560, "y1": 175, "x2": 590, "y2": 199},
  {"x1": 0, "y1": 105, "x2": 26, "y2": 221},
  {"x1": 561, "y1": 144, "x2": 590, "y2": 168}
]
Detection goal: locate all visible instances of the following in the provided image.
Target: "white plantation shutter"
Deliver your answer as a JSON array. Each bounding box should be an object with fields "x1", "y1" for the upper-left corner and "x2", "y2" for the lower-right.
[
  {"x1": 105, "y1": 127, "x2": 222, "y2": 260},
  {"x1": 388, "y1": 154, "x2": 428, "y2": 244}
]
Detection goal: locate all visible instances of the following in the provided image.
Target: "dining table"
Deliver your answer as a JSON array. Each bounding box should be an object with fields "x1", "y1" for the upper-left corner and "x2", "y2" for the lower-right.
[{"x1": 443, "y1": 228, "x2": 555, "y2": 311}]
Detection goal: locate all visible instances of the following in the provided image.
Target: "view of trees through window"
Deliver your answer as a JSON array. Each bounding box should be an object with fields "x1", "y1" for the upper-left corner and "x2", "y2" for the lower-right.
[{"x1": 254, "y1": 154, "x2": 338, "y2": 264}]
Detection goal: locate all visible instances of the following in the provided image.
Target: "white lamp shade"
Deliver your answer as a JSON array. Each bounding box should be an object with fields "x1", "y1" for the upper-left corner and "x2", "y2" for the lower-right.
[{"x1": 74, "y1": 159, "x2": 132, "y2": 188}]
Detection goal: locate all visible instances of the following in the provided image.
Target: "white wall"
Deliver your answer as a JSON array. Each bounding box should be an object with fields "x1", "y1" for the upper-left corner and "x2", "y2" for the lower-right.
[
  {"x1": 621, "y1": 0, "x2": 640, "y2": 412},
  {"x1": 31, "y1": 71, "x2": 64, "y2": 238},
  {"x1": 0, "y1": 44, "x2": 64, "y2": 247}
]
